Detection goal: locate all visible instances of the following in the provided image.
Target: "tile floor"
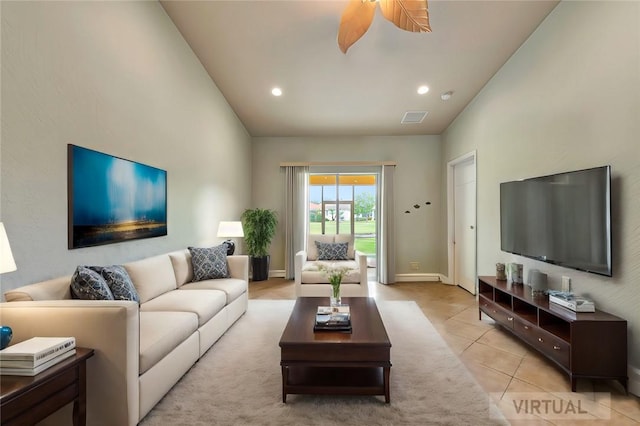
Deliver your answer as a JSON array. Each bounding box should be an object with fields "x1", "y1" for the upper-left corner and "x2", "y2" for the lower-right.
[{"x1": 249, "y1": 272, "x2": 640, "y2": 425}]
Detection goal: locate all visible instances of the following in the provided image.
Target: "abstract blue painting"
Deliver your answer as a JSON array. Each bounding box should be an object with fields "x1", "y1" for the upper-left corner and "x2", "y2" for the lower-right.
[{"x1": 68, "y1": 145, "x2": 167, "y2": 248}]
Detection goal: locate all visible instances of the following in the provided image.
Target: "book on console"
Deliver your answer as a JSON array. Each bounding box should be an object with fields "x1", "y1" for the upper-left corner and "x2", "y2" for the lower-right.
[
  {"x1": 549, "y1": 294, "x2": 595, "y2": 313},
  {"x1": 0, "y1": 348, "x2": 76, "y2": 376},
  {"x1": 0, "y1": 336, "x2": 76, "y2": 368}
]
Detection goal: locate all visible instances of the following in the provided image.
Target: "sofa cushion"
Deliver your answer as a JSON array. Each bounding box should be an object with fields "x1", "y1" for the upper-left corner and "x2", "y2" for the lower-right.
[
  {"x1": 168, "y1": 250, "x2": 193, "y2": 287},
  {"x1": 124, "y1": 254, "x2": 177, "y2": 303},
  {"x1": 306, "y1": 234, "x2": 335, "y2": 261},
  {"x1": 315, "y1": 241, "x2": 349, "y2": 260},
  {"x1": 140, "y1": 289, "x2": 227, "y2": 326},
  {"x1": 139, "y1": 311, "x2": 198, "y2": 375},
  {"x1": 70, "y1": 266, "x2": 114, "y2": 300},
  {"x1": 179, "y1": 278, "x2": 246, "y2": 305},
  {"x1": 188, "y1": 245, "x2": 229, "y2": 281},
  {"x1": 91, "y1": 266, "x2": 140, "y2": 303}
]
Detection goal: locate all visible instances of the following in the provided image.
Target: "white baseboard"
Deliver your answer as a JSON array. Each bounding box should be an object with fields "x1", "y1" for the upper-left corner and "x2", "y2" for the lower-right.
[
  {"x1": 439, "y1": 274, "x2": 454, "y2": 285},
  {"x1": 394, "y1": 273, "x2": 440, "y2": 283},
  {"x1": 629, "y1": 364, "x2": 640, "y2": 397}
]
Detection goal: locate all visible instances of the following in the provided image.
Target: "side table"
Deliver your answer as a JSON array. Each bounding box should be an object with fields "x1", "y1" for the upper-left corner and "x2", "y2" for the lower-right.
[{"x1": 1, "y1": 347, "x2": 94, "y2": 426}]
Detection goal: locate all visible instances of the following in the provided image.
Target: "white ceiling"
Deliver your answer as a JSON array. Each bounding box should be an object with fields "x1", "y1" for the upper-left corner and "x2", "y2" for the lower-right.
[{"x1": 161, "y1": 0, "x2": 559, "y2": 137}]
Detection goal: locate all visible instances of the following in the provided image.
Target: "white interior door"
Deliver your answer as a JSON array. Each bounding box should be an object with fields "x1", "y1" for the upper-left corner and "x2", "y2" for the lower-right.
[{"x1": 453, "y1": 157, "x2": 476, "y2": 294}]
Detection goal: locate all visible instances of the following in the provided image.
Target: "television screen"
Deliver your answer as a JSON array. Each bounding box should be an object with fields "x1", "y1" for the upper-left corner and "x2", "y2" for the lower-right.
[{"x1": 500, "y1": 166, "x2": 611, "y2": 276}]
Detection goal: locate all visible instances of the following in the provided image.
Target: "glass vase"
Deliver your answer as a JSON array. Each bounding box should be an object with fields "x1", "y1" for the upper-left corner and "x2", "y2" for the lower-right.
[{"x1": 330, "y1": 283, "x2": 341, "y2": 307}]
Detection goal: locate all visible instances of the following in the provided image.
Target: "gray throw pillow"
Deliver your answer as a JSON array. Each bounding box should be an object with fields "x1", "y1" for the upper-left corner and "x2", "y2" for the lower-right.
[
  {"x1": 70, "y1": 266, "x2": 114, "y2": 300},
  {"x1": 188, "y1": 245, "x2": 230, "y2": 281},
  {"x1": 93, "y1": 265, "x2": 140, "y2": 303},
  {"x1": 315, "y1": 241, "x2": 349, "y2": 261}
]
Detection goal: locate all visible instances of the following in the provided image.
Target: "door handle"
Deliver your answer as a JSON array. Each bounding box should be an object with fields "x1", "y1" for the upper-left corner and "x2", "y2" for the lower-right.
[{"x1": 470, "y1": 225, "x2": 474, "y2": 229}]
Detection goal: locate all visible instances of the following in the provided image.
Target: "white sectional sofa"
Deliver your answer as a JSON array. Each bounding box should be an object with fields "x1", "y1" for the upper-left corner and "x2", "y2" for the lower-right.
[{"x1": 0, "y1": 249, "x2": 248, "y2": 426}]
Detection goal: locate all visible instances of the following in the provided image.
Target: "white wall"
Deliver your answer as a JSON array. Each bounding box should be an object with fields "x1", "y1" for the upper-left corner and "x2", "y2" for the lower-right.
[
  {"x1": 0, "y1": 1, "x2": 251, "y2": 290},
  {"x1": 442, "y1": 1, "x2": 640, "y2": 391},
  {"x1": 252, "y1": 136, "x2": 442, "y2": 276}
]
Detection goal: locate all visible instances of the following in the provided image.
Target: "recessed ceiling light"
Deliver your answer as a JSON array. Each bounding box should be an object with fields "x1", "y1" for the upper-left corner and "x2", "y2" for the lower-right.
[
  {"x1": 271, "y1": 87, "x2": 282, "y2": 97},
  {"x1": 417, "y1": 85, "x2": 429, "y2": 95},
  {"x1": 441, "y1": 90, "x2": 453, "y2": 101}
]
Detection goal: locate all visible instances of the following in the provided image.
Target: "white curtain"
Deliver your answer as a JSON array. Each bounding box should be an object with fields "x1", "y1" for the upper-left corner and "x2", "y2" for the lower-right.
[
  {"x1": 378, "y1": 165, "x2": 396, "y2": 284},
  {"x1": 283, "y1": 166, "x2": 309, "y2": 279}
]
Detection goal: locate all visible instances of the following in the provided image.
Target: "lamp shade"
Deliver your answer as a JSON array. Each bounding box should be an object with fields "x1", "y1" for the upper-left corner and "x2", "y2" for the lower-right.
[
  {"x1": 0, "y1": 223, "x2": 17, "y2": 274},
  {"x1": 217, "y1": 221, "x2": 244, "y2": 238}
]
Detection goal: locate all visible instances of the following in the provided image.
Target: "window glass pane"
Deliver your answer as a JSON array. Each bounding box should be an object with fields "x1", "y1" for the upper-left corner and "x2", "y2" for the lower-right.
[
  {"x1": 339, "y1": 185, "x2": 353, "y2": 201},
  {"x1": 338, "y1": 203, "x2": 352, "y2": 235},
  {"x1": 323, "y1": 185, "x2": 336, "y2": 201}
]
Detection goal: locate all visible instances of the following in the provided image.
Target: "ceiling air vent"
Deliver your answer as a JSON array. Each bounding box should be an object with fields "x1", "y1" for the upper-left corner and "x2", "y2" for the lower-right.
[{"x1": 401, "y1": 111, "x2": 428, "y2": 124}]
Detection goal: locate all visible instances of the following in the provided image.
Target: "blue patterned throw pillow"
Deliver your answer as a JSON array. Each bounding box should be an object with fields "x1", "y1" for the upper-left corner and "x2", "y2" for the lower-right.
[
  {"x1": 315, "y1": 241, "x2": 349, "y2": 261},
  {"x1": 92, "y1": 265, "x2": 140, "y2": 303},
  {"x1": 70, "y1": 266, "x2": 114, "y2": 300},
  {"x1": 188, "y1": 245, "x2": 230, "y2": 281}
]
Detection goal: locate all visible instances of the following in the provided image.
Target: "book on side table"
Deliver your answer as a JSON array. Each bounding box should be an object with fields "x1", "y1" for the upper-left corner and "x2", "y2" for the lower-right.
[{"x1": 0, "y1": 336, "x2": 76, "y2": 376}]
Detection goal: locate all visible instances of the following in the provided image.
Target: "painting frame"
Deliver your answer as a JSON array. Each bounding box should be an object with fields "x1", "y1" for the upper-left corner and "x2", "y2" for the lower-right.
[{"x1": 68, "y1": 144, "x2": 167, "y2": 249}]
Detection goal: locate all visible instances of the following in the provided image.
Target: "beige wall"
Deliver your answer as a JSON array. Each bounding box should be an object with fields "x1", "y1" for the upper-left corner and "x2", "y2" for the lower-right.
[
  {"x1": 252, "y1": 136, "x2": 442, "y2": 276},
  {"x1": 442, "y1": 1, "x2": 640, "y2": 382},
  {"x1": 0, "y1": 1, "x2": 251, "y2": 290}
]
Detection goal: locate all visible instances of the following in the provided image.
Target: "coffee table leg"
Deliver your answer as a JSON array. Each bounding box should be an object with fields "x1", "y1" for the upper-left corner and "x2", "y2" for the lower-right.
[
  {"x1": 281, "y1": 366, "x2": 288, "y2": 403},
  {"x1": 384, "y1": 367, "x2": 390, "y2": 403}
]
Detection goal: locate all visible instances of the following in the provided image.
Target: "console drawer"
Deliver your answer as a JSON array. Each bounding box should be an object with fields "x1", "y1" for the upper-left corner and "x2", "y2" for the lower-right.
[
  {"x1": 480, "y1": 299, "x2": 514, "y2": 330},
  {"x1": 513, "y1": 317, "x2": 539, "y2": 346},
  {"x1": 535, "y1": 328, "x2": 570, "y2": 368}
]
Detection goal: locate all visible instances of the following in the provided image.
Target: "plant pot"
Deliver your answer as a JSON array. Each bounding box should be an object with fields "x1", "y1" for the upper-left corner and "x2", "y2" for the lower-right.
[{"x1": 251, "y1": 255, "x2": 270, "y2": 281}]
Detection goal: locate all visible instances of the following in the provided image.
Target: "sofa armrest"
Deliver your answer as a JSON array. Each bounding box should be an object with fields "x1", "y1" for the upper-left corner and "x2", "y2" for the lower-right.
[
  {"x1": 0, "y1": 300, "x2": 140, "y2": 426},
  {"x1": 227, "y1": 255, "x2": 249, "y2": 283}
]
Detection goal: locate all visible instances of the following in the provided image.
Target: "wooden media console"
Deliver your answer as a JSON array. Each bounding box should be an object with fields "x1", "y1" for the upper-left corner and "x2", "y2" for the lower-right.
[{"x1": 478, "y1": 276, "x2": 627, "y2": 392}]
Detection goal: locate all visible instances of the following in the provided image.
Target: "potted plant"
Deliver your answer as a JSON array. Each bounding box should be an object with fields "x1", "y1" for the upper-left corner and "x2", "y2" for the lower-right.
[{"x1": 240, "y1": 208, "x2": 278, "y2": 281}]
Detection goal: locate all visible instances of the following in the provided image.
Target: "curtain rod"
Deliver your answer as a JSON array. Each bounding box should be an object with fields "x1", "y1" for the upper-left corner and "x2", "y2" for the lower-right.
[{"x1": 280, "y1": 161, "x2": 396, "y2": 167}]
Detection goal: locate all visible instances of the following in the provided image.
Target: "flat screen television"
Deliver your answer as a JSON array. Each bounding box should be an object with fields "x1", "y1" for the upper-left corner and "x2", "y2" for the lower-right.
[{"x1": 500, "y1": 166, "x2": 612, "y2": 277}]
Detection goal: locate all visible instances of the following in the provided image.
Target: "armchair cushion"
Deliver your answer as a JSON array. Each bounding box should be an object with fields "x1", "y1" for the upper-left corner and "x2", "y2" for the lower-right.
[
  {"x1": 315, "y1": 241, "x2": 349, "y2": 260},
  {"x1": 301, "y1": 260, "x2": 361, "y2": 284},
  {"x1": 306, "y1": 235, "x2": 334, "y2": 260},
  {"x1": 334, "y1": 234, "x2": 356, "y2": 259}
]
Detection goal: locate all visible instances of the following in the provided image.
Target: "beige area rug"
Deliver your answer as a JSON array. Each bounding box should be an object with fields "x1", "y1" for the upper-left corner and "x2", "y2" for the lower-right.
[{"x1": 141, "y1": 300, "x2": 507, "y2": 426}]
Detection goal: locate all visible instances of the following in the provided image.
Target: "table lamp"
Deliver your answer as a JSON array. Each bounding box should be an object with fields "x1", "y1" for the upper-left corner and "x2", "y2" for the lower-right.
[
  {"x1": 0, "y1": 222, "x2": 17, "y2": 349},
  {"x1": 217, "y1": 221, "x2": 244, "y2": 255}
]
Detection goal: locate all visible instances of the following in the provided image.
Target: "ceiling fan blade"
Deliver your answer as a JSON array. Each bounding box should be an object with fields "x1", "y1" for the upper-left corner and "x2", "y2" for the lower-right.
[
  {"x1": 380, "y1": 0, "x2": 431, "y2": 33},
  {"x1": 337, "y1": 0, "x2": 377, "y2": 54}
]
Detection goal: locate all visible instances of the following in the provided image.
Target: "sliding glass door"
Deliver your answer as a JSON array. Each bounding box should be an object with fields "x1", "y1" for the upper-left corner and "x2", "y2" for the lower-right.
[{"x1": 309, "y1": 174, "x2": 377, "y2": 261}]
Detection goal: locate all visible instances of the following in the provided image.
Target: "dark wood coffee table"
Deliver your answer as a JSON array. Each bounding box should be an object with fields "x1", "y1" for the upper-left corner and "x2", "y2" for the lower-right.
[{"x1": 279, "y1": 297, "x2": 391, "y2": 403}]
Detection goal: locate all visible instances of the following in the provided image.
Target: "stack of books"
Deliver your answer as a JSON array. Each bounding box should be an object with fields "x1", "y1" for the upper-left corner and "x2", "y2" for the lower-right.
[
  {"x1": 549, "y1": 292, "x2": 595, "y2": 313},
  {"x1": 314, "y1": 305, "x2": 351, "y2": 332},
  {"x1": 0, "y1": 337, "x2": 76, "y2": 376}
]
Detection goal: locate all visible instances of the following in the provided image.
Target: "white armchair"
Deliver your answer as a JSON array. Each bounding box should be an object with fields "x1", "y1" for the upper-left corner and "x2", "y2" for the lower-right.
[{"x1": 295, "y1": 234, "x2": 369, "y2": 298}]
